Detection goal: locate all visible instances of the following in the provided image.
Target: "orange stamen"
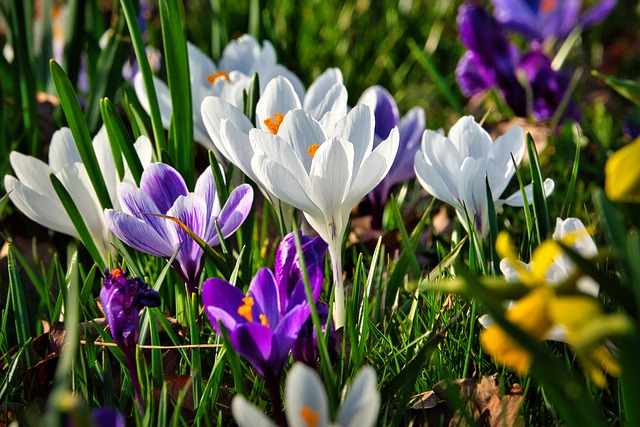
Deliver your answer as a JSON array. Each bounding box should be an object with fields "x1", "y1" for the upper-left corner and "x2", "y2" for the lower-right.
[
  {"x1": 264, "y1": 113, "x2": 285, "y2": 135},
  {"x1": 207, "y1": 71, "x2": 231, "y2": 84},
  {"x1": 259, "y1": 314, "x2": 270, "y2": 327},
  {"x1": 238, "y1": 296, "x2": 254, "y2": 322},
  {"x1": 307, "y1": 144, "x2": 320, "y2": 159},
  {"x1": 300, "y1": 406, "x2": 319, "y2": 427},
  {"x1": 110, "y1": 268, "x2": 124, "y2": 278},
  {"x1": 540, "y1": 0, "x2": 556, "y2": 12}
]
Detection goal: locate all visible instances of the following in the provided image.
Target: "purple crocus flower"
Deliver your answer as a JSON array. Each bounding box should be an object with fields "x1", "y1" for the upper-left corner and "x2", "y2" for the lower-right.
[
  {"x1": 91, "y1": 408, "x2": 126, "y2": 427},
  {"x1": 105, "y1": 163, "x2": 253, "y2": 294},
  {"x1": 292, "y1": 301, "x2": 337, "y2": 367},
  {"x1": 490, "y1": 0, "x2": 617, "y2": 43},
  {"x1": 357, "y1": 86, "x2": 426, "y2": 229},
  {"x1": 100, "y1": 267, "x2": 160, "y2": 414},
  {"x1": 456, "y1": 2, "x2": 579, "y2": 123},
  {"x1": 202, "y1": 258, "x2": 323, "y2": 382}
]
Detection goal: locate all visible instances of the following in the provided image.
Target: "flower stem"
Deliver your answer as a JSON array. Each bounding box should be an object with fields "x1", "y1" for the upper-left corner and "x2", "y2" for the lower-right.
[
  {"x1": 328, "y1": 240, "x2": 345, "y2": 330},
  {"x1": 124, "y1": 350, "x2": 144, "y2": 417},
  {"x1": 265, "y1": 374, "x2": 286, "y2": 426}
]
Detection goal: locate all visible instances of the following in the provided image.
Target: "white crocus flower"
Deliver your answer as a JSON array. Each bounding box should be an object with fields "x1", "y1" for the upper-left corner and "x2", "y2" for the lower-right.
[
  {"x1": 414, "y1": 115, "x2": 554, "y2": 238},
  {"x1": 134, "y1": 35, "x2": 304, "y2": 150},
  {"x1": 4, "y1": 127, "x2": 152, "y2": 261},
  {"x1": 479, "y1": 217, "x2": 599, "y2": 341},
  {"x1": 249, "y1": 105, "x2": 399, "y2": 328},
  {"x1": 232, "y1": 363, "x2": 380, "y2": 427},
  {"x1": 201, "y1": 68, "x2": 346, "y2": 230}
]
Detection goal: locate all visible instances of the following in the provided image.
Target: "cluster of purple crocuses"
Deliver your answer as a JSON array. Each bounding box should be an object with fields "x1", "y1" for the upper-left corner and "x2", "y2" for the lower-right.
[
  {"x1": 101, "y1": 230, "x2": 334, "y2": 423},
  {"x1": 456, "y1": 0, "x2": 616, "y2": 123}
]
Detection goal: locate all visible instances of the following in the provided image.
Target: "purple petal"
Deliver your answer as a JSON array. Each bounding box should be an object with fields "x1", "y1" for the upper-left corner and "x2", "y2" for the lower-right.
[
  {"x1": 231, "y1": 323, "x2": 293, "y2": 379},
  {"x1": 166, "y1": 194, "x2": 209, "y2": 289},
  {"x1": 140, "y1": 163, "x2": 188, "y2": 214},
  {"x1": 387, "y1": 106, "x2": 426, "y2": 185},
  {"x1": 490, "y1": 0, "x2": 541, "y2": 40},
  {"x1": 207, "y1": 183, "x2": 253, "y2": 246},
  {"x1": 105, "y1": 209, "x2": 174, "y2": 258},
  {"x1": 358, "y1": 86, "x2": 399, "y2": 142},
  {"x1": 286, "y1": 265, "x2": 323, "y2": 311},
  {"x1": 274, "y1": 303, "x2": 312, "y2": 340},
  {"x1": 456, "y1": 51, "x2": 495, "y2": 97},
  {"x1": 92, "y1": 408, "x2": 126, "y2": 427},
  {"x1": 202, "y1": 278, "x2": 248, "y2": 333},
  {"x1": 247, "y1": 268, "x2": 282, "y2": 329},
  {"x1": 117, "y1": 183, "x2": 172, "y2": 242},
  {"x1": 579, "y1": 0, "x2": 617, "y2": 28},
  {"x1": 274, "y1": 231, "x2": 327, "y2": 301},
  {"x1": 538, "y1": 0, "x2": 580, "y2": 41},
  {"x1": 194, "y1": 166, "x2": 221, "y2": 218}
]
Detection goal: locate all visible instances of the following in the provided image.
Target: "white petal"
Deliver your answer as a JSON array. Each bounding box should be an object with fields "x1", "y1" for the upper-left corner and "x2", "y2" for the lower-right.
[
  {"x1": 336, "y1": 366, "x2": 380, "y2": 427},
  {"x1": 133, "y1": 135, "x2": 154, "y2": 168},
  {"x1": 201, "y1": 96, "x2": 254, "y2": 160},
  {"x1": 256, "y1": 76, "x2": 301, "y2": 133},
  {"x1": 413, "y1": 131, "x2": 462, "y2": 207},
  {"x1": 344, "y1": 127, "x2": 399, "y2": 210},
  {"x1": 486, "y1": 125, "x2": 525, "y2": 199},
  {"x1": 133, "y1": 72, "x2": 173, "y2": 129},
  {"x1": 231, "y1": 396, "x2": 276, "y2": 427},
  {"x1": 275, "y1": 110, "x2": 327, "y2": 173},
  {"x1": 4, "y1": 175, "x2": 77, "y2": 238},
  {"x1": 334, "y1": 104, "x2": 374, "y2": 175},
  {"x1": 501, "y1": 178, "x2": 555, "y2": 207},
  {"x1": 92, "y1": 126, "x2": 119, "y2": 206},
  {"x1": 312, "y1": 84, "x2": 348, "y2": 131},
  {"x1": 219, "y1": 34, "x2": 261, "y2": 75},
  {"x1": 49, "y1": 128, "x2": 80, "y2": 172},
  {"x1": 9, "y1": 151, "x2": 55, "y2": 196},
  {"x1": 304, "y1": 68, "x2": 343, "y2": 111},
  {"x1": 220, "y1": 119, "x2": 259, "y2": 181},
  {"x1": 447, "y1": 115, "x2": 492, "y2": 159},
  {"x1": 186, "y1": 41, "x2": 217, "y2": 90},
  {"x1": 457, "y1": 156, "x2": 490, "y2": 236},
  {"x1": 285, "y1": 364, "x2": 329, "y2": 427}
]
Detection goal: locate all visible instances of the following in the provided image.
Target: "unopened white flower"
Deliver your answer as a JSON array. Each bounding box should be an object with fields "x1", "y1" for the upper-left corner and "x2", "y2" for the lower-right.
[
  {"x1": 249, "y1": 104, "x2": 398, "y2": 328},
  {"x1": 4, "y1": 127, "x2": 152, "y2": 261},
  {"x1": 232, "y1": 363, "x2": 380, "y2": 427},
  {"x1": 414, "y1": 115, "x2": 554, "y2": 237},
  {"x1": 134, "y1": 35, "x2": 304, "y2": 150}
]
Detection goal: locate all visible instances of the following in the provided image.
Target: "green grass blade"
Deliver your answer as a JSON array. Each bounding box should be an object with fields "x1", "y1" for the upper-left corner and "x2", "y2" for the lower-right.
[
  {"x1": 158, "y1": 0, "x2": 194, "y2": 187},
  {"x1": 8, "y1": 244, "x2": 32, "y2": 367},
  {"x1": 407, "y1": 38, "x2": 463, "y2": 116},
  {"x1": 119, "y1": 0, "x2": 166, "y2": 155},
  {"x1": 560, "y1": 129, "x2": 581, "y2": 218},
  {"x1": 50, "y1": 173, "x2": 106, "y2": 268},
  {"x1": 526, "y1": 132, "x2": 551, "y2": 239},
  {"x1": 485, "y1": 176, "x2": 500, "y2": 275},
  {"x1": 101, "y1": 97, "x2": 145, "y2": 185},
  {"x1": 592, "y1": 70, "x2": 640, "y2": 105},
  {"x1": 50, "y1": 60, "x2": 113, "y2": 210}
]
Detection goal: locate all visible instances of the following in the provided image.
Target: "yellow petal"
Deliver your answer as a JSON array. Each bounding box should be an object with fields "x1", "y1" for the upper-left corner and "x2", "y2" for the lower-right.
[{"x1": 605, "y1": 136, "x2": 640, "y2": 203}]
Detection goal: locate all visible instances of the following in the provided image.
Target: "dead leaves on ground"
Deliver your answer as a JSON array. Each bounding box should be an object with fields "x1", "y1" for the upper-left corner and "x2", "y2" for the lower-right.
[{"x1": 411, "y1": 375, "x2": 524, "y2": 426}]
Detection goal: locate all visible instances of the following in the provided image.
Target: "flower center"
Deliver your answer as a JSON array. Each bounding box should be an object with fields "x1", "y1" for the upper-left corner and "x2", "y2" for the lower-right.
[
  {"x1": 264, "y1": 113, "x2": 285, "y2": 134},
  {"x1": 110, "y1": 268, "x2": 124, "y2": 278},
  {"x1": 237, "y1": 296, "x2": 254, "y2": 322},
  {"x1": 300, "y1": 406, "x2": 319, "y2": 427},
  {"x1": 540, "y1": 0, "x2": 556, "y2": 12},
  {"x1": 207, "y1": 71, "x2": 231, "y2": 84},
  {"x1": 259, "y1": 314, "x2": 270, "y2": 327},
  {"x1": 307, "y1": 144, "x2": 320, "y2": 158}
]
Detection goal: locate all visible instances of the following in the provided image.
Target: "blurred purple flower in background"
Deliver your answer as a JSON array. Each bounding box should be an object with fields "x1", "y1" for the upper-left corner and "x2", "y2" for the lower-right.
[
  {"x1": 456, "y1": 2, "x2": 579, "y2": 123},
  {"x1": 357, "y1": 86, "x2": 426, "y2": 229},
  {"x1": 100, "y1": 267, "x2": 160, "y2": 414},
  {"x1": 490, "y1": 0, "x2": 617, "y2": 43},
  {"x1": 105, "y1": 163, "x2": 253, "y2": 293}
]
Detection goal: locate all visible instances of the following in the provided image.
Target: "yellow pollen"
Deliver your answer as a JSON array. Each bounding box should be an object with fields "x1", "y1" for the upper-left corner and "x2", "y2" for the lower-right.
[
  {"x1": 259, "y1": 314, "x2": 270, "y2": 327},
  {"x1": 540, "y1": 0, "x2": 556, "y2": 12},
  {"x1": 300, "y1": 406, "x2": 319, "y2": 427},
  {"x1": 207, "y1": 71, "x2": 231, "y2": 84},
  {"x1": 110, "y1": 268, "x2": 124, "y2": 278},
  {"x1": 264, "y1": 113, "x2": 285, "y2": 135},
  {"x1": 307, "y1": 144, "x2": 320, "y2": 159},
  {"x1": 238, "y1": 296, "x2": 254, "y2": 322}
]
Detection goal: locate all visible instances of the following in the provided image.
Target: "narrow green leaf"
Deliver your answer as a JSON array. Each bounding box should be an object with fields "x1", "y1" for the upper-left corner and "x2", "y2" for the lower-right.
[
  {"x1": 8, "y1": 244, "x2": 32, "y2": 367},
  {"x1": 407, "y1": 38, "x2": 464, "y2": 116},
  {"x1": 244, "y1": 73, "x2": 260, "y2": 125},
  {"x1": 592, "y1": 70, "x2": 640, "y2": 105},
  {"x1": 119, "y1": 0, "x2": 166, "y2": 156},
  {"x1": 526, "y1": 132, "x2": 551, "y2": 239},
  {"x1": 50, "y1": 173, "x2": 106, "y2": 268},
  {"x1": 100, "y1": 99, "x2": 126, "y2": 181},
  {"x1": 561, "y1": 130, "x2": 581, "y2": 218},
  {"x1": 101, "y1": 97, "x2": 145, "y2": 185},
  {"x1": 485, "y1": 176, "x2": 500, "y2": 274},
  {"x1": 158, "y1": 0, "x2": 194, "y2": 187},
  {"x1": 50, "y1": 60, "x2": 113, "y2": 210},
  {"x1": 209, "y1": 152, "x2": 229, "y2": 210}
]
